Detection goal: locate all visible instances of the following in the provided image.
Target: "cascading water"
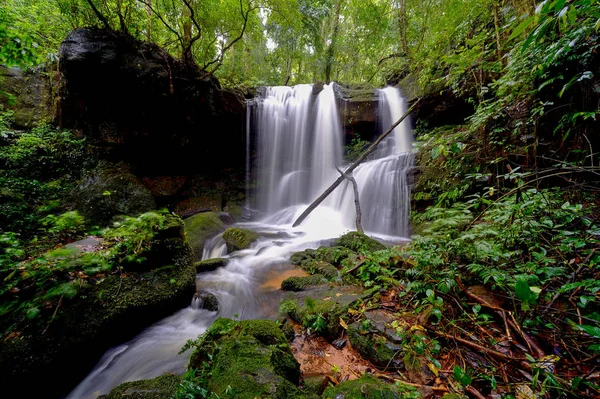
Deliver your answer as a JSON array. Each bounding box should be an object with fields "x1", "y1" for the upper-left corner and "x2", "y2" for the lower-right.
[{"x1": 67, "y1": 84, "x2": 413, "y2": 398}]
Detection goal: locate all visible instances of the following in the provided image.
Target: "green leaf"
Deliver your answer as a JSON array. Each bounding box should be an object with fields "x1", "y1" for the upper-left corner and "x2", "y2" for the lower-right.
[
  {"x1": 26, "y1": 307, "x2": 41, "y2": 319},
  {"x1": 509, "y1": 17, "x2": 535, "y2": 41},
  {"x1": 577, "y1": 324, "x2": 600, "y2": 338},
  {"x1": 516, "y1": 278, "x2": 531, "y2": 302},
  {"x1": 453, "y1": 366, "x2": 472, "y2": 386}
]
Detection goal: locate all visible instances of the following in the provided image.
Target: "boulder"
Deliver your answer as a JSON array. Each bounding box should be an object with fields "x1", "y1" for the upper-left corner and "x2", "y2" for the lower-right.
[
  {"x1": 0, "y1": 65, "x2": 57, "y2": 128},
  {"x1": 99, "y1": 374, "x2": 181, "y2": 399},
  {"x1": 188, "y1": 318, "x2": 309, "y2": 398},
  {"x1": 195, "y1": 257, "x2": 228, "y2": 273},
  {"x1": 336, "y1": 231, "x2": 386, "y2": 253},
  {"x1": 222, "y1": 227, "x2": 258, "y2": 252},
  {"x1": 322, "y1": 373, "x2": 403, "y2": 399},
  {"x1": 281, "y1": 275, "x2": 327, "y2": 291},
  {"x1": 70, "y1": 162, "x2": 156, "y2": 226},
  {"x1": 59, "y1": 28, "x2": 244, "y2": 176},
  {"x1": 183, "y1": 212, "x2": 225, "y2": 260},
  {"x1": 198, "y1": 292, "x2": 219, "y2": 311}
]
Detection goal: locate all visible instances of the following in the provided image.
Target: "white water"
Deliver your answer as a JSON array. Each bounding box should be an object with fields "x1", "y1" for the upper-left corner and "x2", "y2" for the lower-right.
[{"x1": 67, "y1": 85, "x2": 413, "y2": 398}]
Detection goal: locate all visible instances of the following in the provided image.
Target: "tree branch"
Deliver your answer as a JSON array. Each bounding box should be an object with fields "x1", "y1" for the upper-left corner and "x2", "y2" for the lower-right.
[
  {"x1": 292, "y1": 99, "x2": 419, "y2": 228},
  {"x1": 134, "y1": 0, "x2": 183, "y2": 45},
  {"x1": 84, "y1": 0, "x2": 111, "y2": 29},
  {"x1": 336, "y1": 166, "x2": 363, "y2": 233}
]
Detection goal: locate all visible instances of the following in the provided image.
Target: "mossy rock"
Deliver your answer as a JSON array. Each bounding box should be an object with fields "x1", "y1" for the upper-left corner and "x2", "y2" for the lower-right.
[
  {"x1": 336, "y1": 231, "x2": 386, "y2": 253},
  {"x1": 71, "y1": 161, "x2": 156, "y2": 226},
  {"x1": 188, "y1": 319, "x2": 308, "y2": 399},
  {"x1": 183, "y1": 212, "x2": 225, "y2": 260},
  {"x1": 313, "y1": 246, "x2": 355, "y2": 266},
  {"x1": 199, "y1": 293, "x2": 219, "y2": 311},
  {"x1": 195, "y1": 258, "x2": 228, "y2": 273},
  {"x1": 299, "y1": 260, "x2": 338, "y2": 280},
  {"x1": 322, "y1": 374, "x2": 403, "y2": 399},
  {"x1": 280, "y1": 297, "x2": 347, "y2": 340},
  {"x1": 347, "y1": 322, "x2": 402, "y2": 367},
  {"x1": 98, "y1": 374, "x2": 181, "y2": 399},
  {"x1": 222, "y1": 227, "x2": 259, "y2": 252},
  {"x1": 281, "y1": 274, "x2": 327, "y2": 291}
]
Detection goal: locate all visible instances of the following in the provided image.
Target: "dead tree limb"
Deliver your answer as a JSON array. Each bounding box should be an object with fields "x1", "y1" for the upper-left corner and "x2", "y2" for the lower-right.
[
  {"x1": 335, "y1": 166, "x2": 363, "y2": 233},
  {"x1": 292, "y1": 99, "x2": 419, "y2": 228}
]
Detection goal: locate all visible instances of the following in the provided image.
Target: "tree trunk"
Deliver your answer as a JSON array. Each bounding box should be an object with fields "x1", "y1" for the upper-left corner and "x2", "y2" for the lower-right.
[
  {"x1": 182, "y1": 2, "x2": 193, "y2": 65},
  {"x1": 336, "y1": 167, "x2": 363, "y2": 233},
  {"x1": 325, "y1": 0, "x2": 343, "y2": 83},
  {"x1": 399, "y1": 0, "x2": 409, "y2": 56},
  {"x1": 292, "y1": 99, "x2": 419, "y2": 227}
]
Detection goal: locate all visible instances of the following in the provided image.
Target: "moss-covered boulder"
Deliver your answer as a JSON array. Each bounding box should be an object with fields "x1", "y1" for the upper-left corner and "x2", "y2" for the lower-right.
[
  {"x1": 188, "y1": 318, "x2": 308, "y2": 399},
  {"x1": 281, "y1": 274, "x2": 327, "y2": 291},
  {"x1": 195, "y1": 258, "x2": 228, "y2": 273},
  {"x1": 280, "y1": 285, "x2": 363, "y2": 340},
  {"x1": 71, "y1": 161, "x2": 156, "y2": 226},
  {"x1": 299, "y1": 260, "x2": 339, "y2": 279},
  {"x1": 0, "y1": 215, "x2": 196, "y2": 398},
  {"x1": 322, "y1": 374, "x2": 403, "y2": 399},
  {"x1": 336, "y1": 231, "x2": 386, "y2": 253},
  {"x1": 183, "y1": 212, "x2": 225, "y2": 260},
  {"x1": 98, "y1": 374, "x2": 181, "y2": 399},
  {"x1": 290, "y1": 246, "x2": 355, "y2": 268},
  {"x1": 222, "y1": 227, "x2": 259, "y2": 252},
  {"x1": 347, "y1": 322, "x2": 402, "y2": 367}
]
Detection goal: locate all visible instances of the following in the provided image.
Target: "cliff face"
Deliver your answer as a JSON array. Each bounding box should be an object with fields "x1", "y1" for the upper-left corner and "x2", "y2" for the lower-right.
[{"x1": 59, "y1": 28, "x2": 245, "y2": 176}]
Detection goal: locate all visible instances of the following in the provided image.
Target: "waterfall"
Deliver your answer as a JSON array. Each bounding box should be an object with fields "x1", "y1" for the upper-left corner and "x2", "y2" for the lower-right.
[
  {"x1": 253, "y1": 84, "x2": 413, "y2": 238},
  {"x1": 67, "y1": 84, "x2": 413, "y2": 399}
]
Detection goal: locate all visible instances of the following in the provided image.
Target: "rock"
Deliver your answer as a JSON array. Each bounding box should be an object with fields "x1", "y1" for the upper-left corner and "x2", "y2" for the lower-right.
[
  {"x1": 59, "y1": 28, "x2": 244, "y2": 176},
  {"x1": 188, "y1": 318, "x2": 309, "y2": 398},
  {"x1": 98, "y1": 374, "x2": 181, "y2": 399},
  {"x1": 322, "y1": 373, "x2": 403, "y2": 398},
  {"x1": 280, "y1": 285, "x2": 363, "y2": 341},
  {"x1": 222, "y1": 227, "x2": 259, "y2": 252},
  {"x1": 70, "y1": 162, "x2": 156, "y2": 226},
  {"x1": 218, "y1": 212, "x2": 235, "y2": 225},
  {"x1": 299, "y1": 260, "x2": 338, "y2": 279},
  {"x1": 198, "y1": 293, "x2": 218, "y2": 311},
  {"x1": 0, "y1": 65, "x2": 57, "y2": 128},
  {"x1": 183, "y1": 212, "x2": 225, "y2": 260},
  {"x1": 281, "y1": 274, "x2": 327, "y2": 291},
  {"x1": 0, "y1": 217, "x2": 196, "y2": 398},
  {"x1": 336, "y1": 231, "x2": 386, "y2": 253},
  {"x1": 347, "y1": 321, "x2": 402, "y2": 368},
  {"x1": 195, "y1": 257, "x2": 228, "y2": 273}
]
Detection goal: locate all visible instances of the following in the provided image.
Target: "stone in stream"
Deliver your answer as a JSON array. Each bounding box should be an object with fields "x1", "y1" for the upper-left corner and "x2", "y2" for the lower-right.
[
  {"x1": 335, "y1": 231, "x2": 387, "y2": 253},
  {"x1": 198, "y1": 293, "x2": 219, "y2": 311},
  {"x1": 222, "y1": 227, "x2": 259, "y2": 252},
  {"x1": 183, "y1": 211, "x2": 225, "y2": 260},
  {"x1": 281, "y1": 274, "x2": 327, "y2": 291},
  {"x1": 195, "y1": 258, "x2": 229, "y2": 273}
]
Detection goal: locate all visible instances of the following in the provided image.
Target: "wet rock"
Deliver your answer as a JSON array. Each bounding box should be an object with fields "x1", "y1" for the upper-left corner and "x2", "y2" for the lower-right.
[
  {"x1": 281, "y1": 275, "x2": 327, "y2": 291},
  {"x1": 183, "y1": 212, "x2": 225, "y2": 261},
  {"x1": 189, "y1": 318, "x2": 309, "y2": 398},
  {"x1": 336, "y1": 231, "x2": 386, "y2": 253},
  {"x1": 332, "y1": 337, "x2": 347, "y2": 349},
  {"x1": 347, "y1": 322, "x2": 402, "y2": 368},
  {"x1": 199, "y1": 293, "x2": 219, "y2": 311},
  {"x1": 98, "y1": 374, "x2": 181, "y2": 399},
  {"x1": 70, "y1": 162, "x2": 156, "y2": 226},
  {"x1": 59, "y1": 28, "x2": 244, "y2": 176},
  {"x1": 218, "y1": 212, "x2": 236, "y2": 225},
  {"x1": 322, "y1": 373, "x2": 403, "y2": 398},
  {"x1": 279, "y1": 318, "x2": 296, "y2": 342},
  {"x1": 0, "y1": 65, "x2": 57, "y2": 128},
  {"x1": 299, "y1": 260, "x2": 339, "y2": 280},
  {"x1": 280, "y1": 285, "x2": 363, "y2": 341},
  {"x1": 222, "y1": 227, "x2": 259, "y2": 252},
  {"x1": 195, "y1": 257, "x2": 228, "y2": 273}
]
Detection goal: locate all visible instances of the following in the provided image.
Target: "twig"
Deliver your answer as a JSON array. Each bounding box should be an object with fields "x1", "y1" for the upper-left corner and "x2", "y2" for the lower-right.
[
  {"x1": 293, "y1": 100, "x2": 419, "y2": 227},
  {"x1": 376, "y1": 373, "x2": 449, "y2": 392},
  {"x1": 42, "y1": 295, "x2": 63, "y2": 335},
  {"x1": 430, "y1": 329, "x2": 527, "y2": 363},
  {"x1": 466, "y1": 385, "x2": 487, "y2": 399}
]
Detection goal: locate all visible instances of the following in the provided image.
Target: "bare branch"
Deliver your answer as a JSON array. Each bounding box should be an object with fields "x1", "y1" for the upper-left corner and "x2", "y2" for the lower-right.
[
  {"x1": 336, "y1": 166, "x2": 363, "y2": 233},
  {"x1": 84, "y1": 0, "x2": 111, "y2": 29},
  {"x1": 134, "y1": 0, "x2": 183, "y2": 45}
]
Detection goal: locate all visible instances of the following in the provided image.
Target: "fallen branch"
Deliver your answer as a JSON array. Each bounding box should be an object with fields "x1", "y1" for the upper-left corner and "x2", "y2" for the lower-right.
[
  {"x1": 335, "y1": 166, "x2": 363, "y2": 233},
  {"x1": 376, "y1": 373, "x2": 449, "y2": 392},
  {"x1": 292, "y1": 100, "x2": 419, "y2": 227}
]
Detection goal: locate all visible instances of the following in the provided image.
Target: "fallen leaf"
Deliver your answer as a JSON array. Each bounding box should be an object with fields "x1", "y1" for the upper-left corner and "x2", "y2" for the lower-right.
[{"x1": 339, "y1": 318, "x2": 348, "y2": 330}]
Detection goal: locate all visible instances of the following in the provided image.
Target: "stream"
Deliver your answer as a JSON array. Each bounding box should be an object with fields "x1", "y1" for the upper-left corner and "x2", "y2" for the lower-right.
[{"x1": 66, "y1": 84, "x2": 413, "y2": 399}]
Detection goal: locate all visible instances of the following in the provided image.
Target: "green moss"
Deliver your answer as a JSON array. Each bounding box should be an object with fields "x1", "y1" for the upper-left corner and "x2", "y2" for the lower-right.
[
  {"x1": 313, "y1": 246, "x2": 355, "y2": 266},
  {"x1": 300, "y1": 260, "x2": 338, "y2": 280},
  {"x1": 195, "y1": 258, "x2": 228, "y2": 273},
  {"x1": 222, "y1": 227, "x2": 259, "y2": 252},
  {"x1": 347, "y1": 323, "x2": 401, "y2": 366},
  {"x1": 281, "y1": 274, "x2": 327, "y2": 291},
  {"x1": 183, "y1": 212, "x2": 225, "y2": 260},
  {"x1": 99, "y1": 374, "x2": 181, "y2": 399},
  {"x1": 186, "y1": 318, "x2": 307, "y2": 399},
  {"x1": 336, "y1": 231, "x2": 386, "y2": 253},
  {"x1": 279, "y1": 297, "x2": 347, "y2": 340},
  {"x1": 322, "y1": 374, "x2": 403, "y2": 399}
]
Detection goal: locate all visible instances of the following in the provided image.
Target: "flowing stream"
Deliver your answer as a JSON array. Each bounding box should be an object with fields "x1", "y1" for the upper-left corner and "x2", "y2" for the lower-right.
[{"x1": 66, "y1": 84, "x2": 413, "y2": 399}]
